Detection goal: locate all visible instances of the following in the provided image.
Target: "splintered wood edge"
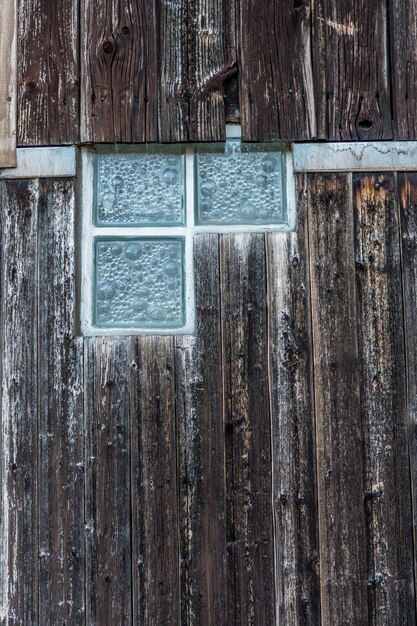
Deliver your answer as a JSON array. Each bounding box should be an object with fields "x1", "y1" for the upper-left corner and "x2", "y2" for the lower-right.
[{"x1": 0, "y1": 0, "x2": 17, "y2": 168}]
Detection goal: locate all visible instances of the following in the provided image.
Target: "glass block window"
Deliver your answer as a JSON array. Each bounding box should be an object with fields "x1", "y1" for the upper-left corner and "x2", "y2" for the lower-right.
[
  {"x1": 195, "y1": 140, "x2": 287, "y2": 225},
  {"x1": 81, "y1": 128, "x2": 294, "y2": 335}
]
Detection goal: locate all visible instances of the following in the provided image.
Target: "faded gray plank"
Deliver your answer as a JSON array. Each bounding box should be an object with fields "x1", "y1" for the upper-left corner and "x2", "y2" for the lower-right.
[
  {"x1": 176, "y1": 234, "x2": 227, "y2": 624},
  {"x1": 0, "y1": 0, "x2": 16, "y2": 166},
  {"x1": 85, "y1": 337, "x2": 133, "y2": 626},
  {"x1": 398, "y1": 172, "x2": 417, "y2": 617},
  {"x1": 37, "y1": 179, "x2": 84, "y2": 625},
  {"x1": 0, "y1": 179, "x2": 39, "y2": 624},
  {"x1": 266, "y1": 175, "x2": 320, "y2": 625},
  {"x1": 221, "y1": 233, "x2": 275, "y2": 626},
  {"x1": 354, "y1": 173, "x2": 415, "y2": 625},
  {"x1": 130, "y1": 336, "x2": 180, "y2": 625},
  {"x1": 307, "y1": 173, "x2": 368, "y2": 624}
]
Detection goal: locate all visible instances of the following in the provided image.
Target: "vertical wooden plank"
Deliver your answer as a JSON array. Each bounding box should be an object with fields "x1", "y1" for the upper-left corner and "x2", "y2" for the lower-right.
[
  {"x1": 266, "y1": 176, "x2": 320, "y2": 625},
  {"x1": 130, "y1": 336, "x2": 180, "y2": 625},
  {"x1": 307, "y1": 173, "x2": 368, "y2": 624},
  {"x1": 0, "y1": 180, "x2": 39, "y2": 624},
  {"x1": 0, "y1": 0, "x2": 17, "y2": 166},
  {"x1": 314, "y1": 1, "x2": 392, "y2": 140},
  {"x1": 354, "y1": 173, "x2": 415, "y2": 625},
  {"x1": 221, "y1": 234, "x2": 275, "y2": 626},
  {"x1": 176, "y1": 234, "x2": 227, "y2": 625},
  {"x1": 390, "y1": 0, "x2": 417, "y2": 139},
  {"x1": 37, "y1": 179, "x2": 85, "y2": 625},
  {"x1": 398, "y1": 172, "x2": 417, "y2": 615},
  {"x1": 18, "y1": 0, "x2": 79, "y2": 145},
  {"x1": 239, "y1": 0, "x2": 316, "y2": 142},
  {"x1": 85, "y1": 337, "x2": 133, "y2": 626},
  {"x1": 81, "y1": 0, "x2": 158, "y2": 143}
]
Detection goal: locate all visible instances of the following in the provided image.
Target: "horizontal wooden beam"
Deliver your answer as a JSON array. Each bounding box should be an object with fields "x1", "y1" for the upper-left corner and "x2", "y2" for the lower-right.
[
  {"x1": 0, "y1": 0, "x2": 17, "y2": 167},
  {"x1": 0, "y1": 147, "x2": 76, "y2": 179},
  {"x1": 293, "y1": 142, "x2": 417, "y2": 172}
]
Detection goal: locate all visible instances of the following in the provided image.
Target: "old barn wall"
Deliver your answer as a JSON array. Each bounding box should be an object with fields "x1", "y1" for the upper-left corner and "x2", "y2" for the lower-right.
[{"x1": 2, "y1": 1, "x2": 417, "y2": 625}]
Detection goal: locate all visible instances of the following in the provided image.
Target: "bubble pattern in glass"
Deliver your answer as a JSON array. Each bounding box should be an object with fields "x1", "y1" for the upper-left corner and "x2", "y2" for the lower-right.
[
  {"x1": 94, "y1": 238, "x2": 185, "y2": 328},
  {"x1": 95, "y1": 146, "x2": 185, "y2": 226},
  {"x1": 195, "y1": 140, "x2": 287, "y2": 225}
]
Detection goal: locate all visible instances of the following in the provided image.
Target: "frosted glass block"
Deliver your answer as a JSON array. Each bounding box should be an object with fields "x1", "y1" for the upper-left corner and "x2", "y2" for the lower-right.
[
  {"x1": 94, "y1": 146, "x2": 185, "y2": 226},
  {"x1": 195, "y1": 140, "x2": 287, "y2": 225},
  {"x1": 94, "y1": 237, "x2": 185, "y2": 328}
]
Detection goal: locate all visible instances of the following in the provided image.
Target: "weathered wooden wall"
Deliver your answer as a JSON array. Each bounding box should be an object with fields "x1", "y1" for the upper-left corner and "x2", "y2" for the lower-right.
[
  {"x1": 13, "y1": 0, "x2": 417, "y2": 145},
  {"x1": 1, "y1": 170, "x2": 417, "y2": 625}
]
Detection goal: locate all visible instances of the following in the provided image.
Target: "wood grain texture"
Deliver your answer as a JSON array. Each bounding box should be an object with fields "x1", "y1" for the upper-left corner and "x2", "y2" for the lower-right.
[
  {"x1": 0, "y1": 0, "x2": 17, "y2": 166},
  {"x1": 130, "y1": 337, "x2": 180, "y2": 625},
  {"x1": 0, "y1": 179, "x2": 39, "y2": 625},
  {"x1": 354, "y1": 173, "x2": 415, "y2": 625},
  {"x1": 37, "y1": 179, "x2": 84, "y2": 625},
  {"x1": 85, "y1": 337, "x2": 133, "y2": 626},
  {"x1": 266, "y1": 176, "x2": 320, "y2": 625},
  {"x1": 239, "y1": 0, "x2": 316, "y2": 141},
  {"x1": 176, "y1": 234, "x2": 227, "y2": 625},
  {"x1": 314, "y1": 0, "x2": 393, "y2": 140},
  {"x1": 18, "y1": 0, "x2": 79, "y2": 145},
  {"x1": 398, "y1": 172, "x2": 417, "y2": 615},
  {"x1": 307, "y1": 173, "x2": 368, "y2": 625},
  {"x1": 221, "y1": 234, "x2": 275, "y2": 626},
  {"x1": 390, "y1": 0, "x2": 417, "y2": 139},
  {"x1": 81, "y1": 0, "x2": 158, "y2": 143}
]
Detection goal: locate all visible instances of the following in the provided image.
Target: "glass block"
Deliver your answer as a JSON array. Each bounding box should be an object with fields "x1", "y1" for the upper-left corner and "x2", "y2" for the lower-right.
[
  {"x1": 93, "y1": 237, "x2": 185, "y2": 328},
  {"x1": 94, "y1": 145, "x2": 185, "y2": 226},
  {"x1": 195, "y1": 140, "x2": 287, "y2": 225}
]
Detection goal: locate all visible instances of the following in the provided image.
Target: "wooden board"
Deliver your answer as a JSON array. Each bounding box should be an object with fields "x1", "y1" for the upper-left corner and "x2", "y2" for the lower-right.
[
  {"x1": 239, "y1": 0, "x2": 316, "y2": 141},
  {"x1": 81, "y1": 0, "x2": 158, "y2": 143},
  {"x1": 130, "y1": 337, "x2": 180, "y2": 625},
  {"x1": 18, "y1": 0, "x2": 79, "y2": 145},
  {"x1": 307, "y1": 173, "x2": 368, "y2": 624},
  {"x1": 390, "y1": 0, "x2": 417, "y2": 139},
  {"x1": 175, "y1": 234, "x2": 227, "y2": 624},
  {"x1": 0, "y1": 0, "x2": 16, "y2": 165},
  {"x1": 85, "y1": 337, "x2": 133, "y2": 626},
  {"x1": 221, "y1": 234, "x2": 275, "y2": 626},
  {"x1": 398, "y1": 172, "x2": 417, "y2": 611},
  {"x1": 313, "y1": 0, "x2": 393, "y2": 140},
  {"x1": 37, "y1": 179, "x2": 85, "y2": 625},
  {"x1": 0, "y1": 179, "x2": 39, "y2": 624},
  {"x1": 354, "y1": 173, "x2": 415, "y2": 625},
  {"x1": 266, "y1": 176, "x2": 320, "y2": 625}
]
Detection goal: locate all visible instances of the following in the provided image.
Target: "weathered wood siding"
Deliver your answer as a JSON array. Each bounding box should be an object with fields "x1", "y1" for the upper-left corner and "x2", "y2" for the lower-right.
[
  {"x1": 1, "y1": 170, "x2": 417, "y2": 625},
  {"x1": 10, "y1": 0, "x2": 417, "y2": 144}
]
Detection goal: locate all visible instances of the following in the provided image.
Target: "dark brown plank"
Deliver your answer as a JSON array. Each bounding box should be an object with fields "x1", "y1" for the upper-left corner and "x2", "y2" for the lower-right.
[
  {"x1": 221, "y1": 234, "x2": 275, "y2": 626},
  {"x1": 18, "y1": 0, "x2": 79, "y2": 145},
  {"x1": 239, "y1": 0, "x2": 316, "y2": 141},
  {"x1": 37, "y1": 179, "x2": 85, "y2": 625},
  {"x1": 266, "y1": 176, "x2": 320, "y2": 625},
  {"x1": 354, "y1": 173, "x2": 415, "y2": 625},
  {"x1": 81, "y1": 0, "x2": 158, "y2": 143},
  {"x1": 314, "y1": 1, "x2": 392, "y2": 140},
  {"x1": 130, "y1": 336, "x2": 180, "y2": 625},
  {"x1": 307, "y1": 173, "x2": 368, "y2": 624},
  {"x1": 390, "y1": 0, "x2": 417, "y2": 139},
  {"x1": 85, "y1": 337, "x2": 133, "y2": 626},
  {"x1": 399, "y1": 173, "x2": 417, "y2": 615},
  {"x1": 0, "y1": 179, "x2": 39, "y2": 624},
  {"x1": 176, "y1": 234, "x2": 227, "y2": 625}
]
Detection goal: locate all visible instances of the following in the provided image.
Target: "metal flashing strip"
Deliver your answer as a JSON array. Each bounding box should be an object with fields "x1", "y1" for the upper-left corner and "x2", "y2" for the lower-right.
[
  {"x1": 293, "y1": 142, "x2": 417, "y2": 172},
  {"x1": 0, "y1": 146, "x2": 77, "y2": 178}
]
